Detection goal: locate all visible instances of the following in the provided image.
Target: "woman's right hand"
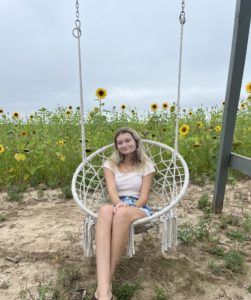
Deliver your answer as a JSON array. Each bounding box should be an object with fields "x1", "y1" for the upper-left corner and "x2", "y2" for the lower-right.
[{"x1": 113, "y1": 201, "x2": 127, "y2": 213}]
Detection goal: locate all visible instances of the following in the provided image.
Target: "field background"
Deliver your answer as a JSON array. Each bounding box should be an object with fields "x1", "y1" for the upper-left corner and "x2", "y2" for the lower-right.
[{"x1": 0, "y1": 93, "x2": 251, "y2": 299}]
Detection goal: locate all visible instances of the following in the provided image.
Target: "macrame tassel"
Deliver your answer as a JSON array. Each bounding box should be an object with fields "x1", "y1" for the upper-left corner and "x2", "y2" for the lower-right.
[
  {"x1": 127, "y1": 224, "x2": 135, "y2": 257},
  {"x1": 84, "y1": 216, "x2": 96, "y2": 257},
  {"x1": 161, "y1": 210, "x2": 177, "y2": 253}
]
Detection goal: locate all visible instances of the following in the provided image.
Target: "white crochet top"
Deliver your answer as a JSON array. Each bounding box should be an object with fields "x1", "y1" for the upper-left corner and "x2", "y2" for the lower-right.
[{"x1": 103, "y1": 160, "x2": 155, "y2": 198}]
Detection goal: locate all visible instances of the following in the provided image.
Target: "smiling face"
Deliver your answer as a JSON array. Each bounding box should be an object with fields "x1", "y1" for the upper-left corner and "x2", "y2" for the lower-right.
[{"x1": 116, "y1": 132, "x2": 137, "y2": 156}]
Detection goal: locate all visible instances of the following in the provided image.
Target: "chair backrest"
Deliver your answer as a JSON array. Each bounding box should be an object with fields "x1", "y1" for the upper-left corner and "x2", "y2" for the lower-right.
[{"x1": 72, "y1": 140, "x2": 189, "y2": 218}]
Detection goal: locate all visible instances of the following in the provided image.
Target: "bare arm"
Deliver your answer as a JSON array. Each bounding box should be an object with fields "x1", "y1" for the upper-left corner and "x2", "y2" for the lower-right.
[
  {"x1": 104, "y1": 167, "x2": 120, "y2": 205},
  {"x1": 135, "y1": 172, "x2": 154, "y2": 208}
]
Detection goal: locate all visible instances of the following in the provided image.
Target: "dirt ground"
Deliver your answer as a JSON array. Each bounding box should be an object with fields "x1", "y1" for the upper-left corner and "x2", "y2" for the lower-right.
[{"x1": 0, "y1": 179, "x2": 251, "y2": 300}]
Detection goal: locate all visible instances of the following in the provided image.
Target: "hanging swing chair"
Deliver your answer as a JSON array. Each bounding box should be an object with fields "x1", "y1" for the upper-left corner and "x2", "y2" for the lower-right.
[{"x1": 71, "y1": 0, "x2": 189, "y2": 257}]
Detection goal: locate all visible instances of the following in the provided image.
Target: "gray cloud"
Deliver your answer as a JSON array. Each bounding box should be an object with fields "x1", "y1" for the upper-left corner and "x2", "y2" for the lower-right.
[{"x1": 0, "y1": 0, "x2": 250, "y2": 117}]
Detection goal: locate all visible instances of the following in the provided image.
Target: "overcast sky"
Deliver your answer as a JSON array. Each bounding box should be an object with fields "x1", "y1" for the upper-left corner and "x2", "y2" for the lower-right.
[{"x1": 0, "y1": 0, "x2": 250, "y2": 117}]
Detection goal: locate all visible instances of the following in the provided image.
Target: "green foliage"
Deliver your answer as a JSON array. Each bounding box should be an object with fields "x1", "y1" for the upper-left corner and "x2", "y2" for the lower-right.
[
  {"x1": 224, "y1": 250, "x2": 245, "y2": 273},
  {"x1": 61, "y1": 185, "x2": 72, "y2": 199},
  {"x1": 178, "y1": 220, "x2": 211, "y2": 244},
  {"x1": 220, "y1": 214, "x2": 240, "y2": 229},
  {"x1": 153, "y1": 285, "x2": 171, "y2": 300},
  {"x1": 38, "y1": 282, "x2": 52, "y2": 300},
  {"x1": 112, "y1": 278, "x2": 143, "y2": 300},
  {"x1": 247, "y1": 285, "x2": 251, "y2": 294},
  {"x1": 197, "y1": 193, "x2": 209, "y2": 210},
  {"x1": 226, "y1": 230, "x2": 249, "y2": 242},
  {"x1": 6, "y1": 185, "x2": 25, "y2": 202},
  {"x1": 207, "y1": 246, "x2": 225, "y2": 257},
  {"x1": 57, "y1": 264, "x2": 81, "y2": 288},
  {"x1": 0, "y1": 98, "x2": 251, "y2": 189},
  {"x1": 208, "y1": 261, "x2": 226, "y2": 276},
  {"x1": 0, "y1": 213, "x2": 8, "y2": 222}
]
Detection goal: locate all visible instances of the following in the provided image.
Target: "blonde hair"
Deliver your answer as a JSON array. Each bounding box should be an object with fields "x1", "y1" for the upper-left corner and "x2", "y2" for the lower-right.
[{"x1": 109, "y1": 127, "x2": 150, "y2": 168}]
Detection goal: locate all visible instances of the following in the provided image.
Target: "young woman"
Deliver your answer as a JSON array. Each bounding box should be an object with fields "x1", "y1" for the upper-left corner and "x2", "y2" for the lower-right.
[{"x1": 93, "y1": 127, "x2": 155, "y2": 300}]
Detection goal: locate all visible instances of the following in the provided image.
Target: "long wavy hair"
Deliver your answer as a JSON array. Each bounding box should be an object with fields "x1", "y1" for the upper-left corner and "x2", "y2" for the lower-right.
[{"x1": 109, "y1": 127, "x2": 150, "y2": 169}]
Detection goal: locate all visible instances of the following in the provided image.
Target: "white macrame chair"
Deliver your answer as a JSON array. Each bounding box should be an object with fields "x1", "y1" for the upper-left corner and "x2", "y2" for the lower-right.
[{"x1": 71, "y1": 0, "x2": 189, "y2": 257}]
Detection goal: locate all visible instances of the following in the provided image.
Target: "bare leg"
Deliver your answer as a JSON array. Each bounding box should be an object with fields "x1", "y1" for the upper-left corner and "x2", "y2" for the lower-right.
[
  {"x1": 96, "y1": 205, "x2": 114, "y2": 299},
  {"x1": 110, "y1": 207, "x2": 146, "y2": 279}
]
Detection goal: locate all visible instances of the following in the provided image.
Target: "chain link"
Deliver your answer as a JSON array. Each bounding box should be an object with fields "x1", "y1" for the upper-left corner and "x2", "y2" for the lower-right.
[
  {"x1": 179, "y1": 0, "x2": 186, "y2": 25},
  {"x1": 73, "y1": 0, "x2": 81, "y2": 38}
]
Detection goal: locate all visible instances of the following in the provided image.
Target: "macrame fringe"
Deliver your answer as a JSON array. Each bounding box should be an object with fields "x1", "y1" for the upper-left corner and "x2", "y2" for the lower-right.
[
  {"x1": 161, "y1": 210, "x2": 177, "y2": 253},
  {"x1": 127, "y1": 224, "x2": 135, "y2": 257},
  {"x1": 84, "y1": 216, "x2": 96, "y2": 257}
]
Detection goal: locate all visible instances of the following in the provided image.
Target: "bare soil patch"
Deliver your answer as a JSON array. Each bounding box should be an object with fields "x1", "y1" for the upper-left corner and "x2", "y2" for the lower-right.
[{"x1": 0, "y1": 180, "x2": 251, "y2": 300}]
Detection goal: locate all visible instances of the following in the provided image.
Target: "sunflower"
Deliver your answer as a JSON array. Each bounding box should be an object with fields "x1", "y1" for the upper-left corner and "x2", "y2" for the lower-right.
[
  {"x1": 215, "y1": 125, "x2": 221, "y2": 132},
  {"x1": 68, "y1": 105, "x2": 73, "y2": 110},
  {"x1": 188, "y1": 111, "x2": 193, "y2": 117},
  {"x1": 0, "y1": 144, "x2": 5, "y2": 154},
  {"x1": 56, "y1": 152, "x2": 65, "y2": 161},
  {"x1": 222, "y1": 101, "x2": 225, "y2": 106},
  {"x1": 96, "y1": 88, "x2": 107, "y2": 100},
  {"x1": 0, "y1": 108, "x2": 4, "y2": 114},
  {"x1": 170, "y1": 104, "x2": 176, "y2": 113},
  {"x1": 29, "y1": 114, "x2": 34, "y2": 120},
  {"x1": 57, "y1": 140, "x2": 66, "y2": 146},
  {"x1": 121, "y1": 104, "x2": 126, "y2": 110},
  {"x1": 12, "y1": 112, "x2": 20, "y2": 119},
  {"x1": 21, "y1": 131, "x2": 27, "y2": 136},
  {"x1": 196, "y1": 121, "x2": 203, "y2": 128},
  {"x1": 94, "y1": 107, "x2": 100, "y2": 113},
  {"x1": 245, "y1": 82, "x2": 251, "y2": 93},
  {"x1": 162, "y1": 102, "x2": 168, "y2": 110},
  {"x1": 65, "y1": 110, "x2": 72, "y2": 116},
  {"x1": 14, "y1": 153, "x2": 26, "y2": 161},
  {"x1": 240, "y1": 103, "x2": 246, "y2": 110},
  {"x1": 179, "y1": 124, "x2": 190, "y2": 136},
  {"x1": 150, "y1": 103, "x2": 158, "y2": 112},
  {"x1": 247, "y1": 95, "x2": 251, "y2": 102}
]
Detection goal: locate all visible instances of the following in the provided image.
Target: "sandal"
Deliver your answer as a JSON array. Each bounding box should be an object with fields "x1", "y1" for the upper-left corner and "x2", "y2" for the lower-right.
[{"x1": 73, "y1": 288, "x2": 87, "y2": 300}]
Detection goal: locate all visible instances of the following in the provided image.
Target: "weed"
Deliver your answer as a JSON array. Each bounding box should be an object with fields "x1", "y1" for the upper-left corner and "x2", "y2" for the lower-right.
[
  {"x1": 38, "y1": 282, "x2": 52, "y2": 300},
  {"x1": 113, "y1": 278, "x2": 143, "y2": 300},
  {"x1": 61, "y1": 185, "x2": 72, "y2": 199},
  {"x1": 153, "y1": 285, "x2": 171, "y2": 300},
  {"x1": 208, "y1": 261, "x2": 226, "y2": 276},
  {"x1": 0, "y1": 213, "x2": 8, "y2": 222},
  {"x1": 197, "y1": 193, "x2": 209, "y2": 210},
  {"x1": 57, "y1": 264, "x2": 81, "y2": 288},
  {"x1": 241, "y1": 214, "x2": 251, "y2": 234},
  {"x1": 6, "y1": 185, "x2": 24, "y2": 202},
  {"x1": 226, "y1": 230, "x2": 248, "y2": 242},
  {"x1": 207, "y1": 246, "x2": 225, "y2": 257},
  {"x1": 195, "y1": 220, "x2": 210, "y2": 241},
  {"x1": 224, "y1": 250, "x2": 245, "y2": 273},
  {"x1": 220, "y1": 214, "x2": 240, "y2": 229},
  {"x1": 178, "y1": 223, "x2": 196, "y2": 244}
]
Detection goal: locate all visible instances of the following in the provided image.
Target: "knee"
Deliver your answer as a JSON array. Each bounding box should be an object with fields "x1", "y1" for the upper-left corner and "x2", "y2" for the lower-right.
[
  {"x1": 113, "y1": 208, "x2": 131, "y2": 225},
  {"x1": 97, "y1": 204, "x2": 113, "y2": 221}
]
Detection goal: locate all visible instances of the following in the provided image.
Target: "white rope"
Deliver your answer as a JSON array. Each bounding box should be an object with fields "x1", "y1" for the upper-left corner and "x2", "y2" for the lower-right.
[
  {"x1": 73, "y1": 2, "x2": 87, "y2": 202},
  {"x1": 174, "y1": 13, "x2": 185, "y2": 154}
]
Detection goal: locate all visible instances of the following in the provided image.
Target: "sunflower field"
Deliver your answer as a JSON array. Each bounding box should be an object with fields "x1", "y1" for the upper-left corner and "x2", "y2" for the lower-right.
[{"x1": 0, "y1": 86, "x2": 251, "y2": 190}]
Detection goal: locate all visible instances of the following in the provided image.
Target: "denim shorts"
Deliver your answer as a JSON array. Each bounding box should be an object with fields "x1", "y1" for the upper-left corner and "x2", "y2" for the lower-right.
[{"x1": 119, "y1": 196, "x2": 153, "y2": 217}]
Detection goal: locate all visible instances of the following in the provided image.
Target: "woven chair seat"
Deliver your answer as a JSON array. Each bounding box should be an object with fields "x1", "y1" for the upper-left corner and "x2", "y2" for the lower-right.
[{"x1": 72, "y1": 139, "x2": 189, "y2": 257}]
